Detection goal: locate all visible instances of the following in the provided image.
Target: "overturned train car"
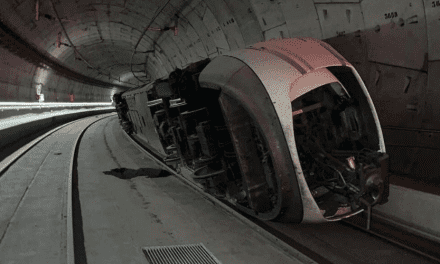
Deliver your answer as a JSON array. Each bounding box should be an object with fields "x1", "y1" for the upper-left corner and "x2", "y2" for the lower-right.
[{"x1": 114, "y1": 37, "x2": 389, "y2": 223}]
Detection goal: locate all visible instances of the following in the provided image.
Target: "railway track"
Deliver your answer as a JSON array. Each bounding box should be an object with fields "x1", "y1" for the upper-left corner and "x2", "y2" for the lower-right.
[
  {"x1": 2, "y1": 115, "x2": 438, "y2": 263},
  {"x1": 123, "y1": 129, "x2": 440, "y2": 264},
  {"x1": 342, "y1": 214, "x2": 440, "y2": 263},
  {"x1": 0, "y1": 113, "x2": 116, "y2": 264}
]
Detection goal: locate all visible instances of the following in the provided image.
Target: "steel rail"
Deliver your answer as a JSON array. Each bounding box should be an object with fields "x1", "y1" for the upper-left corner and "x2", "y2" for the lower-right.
[{"x1": 342, "y1": 213, "x2": 440, "y2": 263}]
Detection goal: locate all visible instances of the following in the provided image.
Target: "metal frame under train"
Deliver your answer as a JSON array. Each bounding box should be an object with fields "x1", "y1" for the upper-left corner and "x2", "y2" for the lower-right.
[{"x1": 113, "y1": 37, "x2": 390, "y2": 223}]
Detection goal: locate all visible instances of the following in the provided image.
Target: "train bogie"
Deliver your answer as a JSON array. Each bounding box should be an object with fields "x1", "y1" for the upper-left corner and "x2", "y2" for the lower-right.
[{"x1": 115, "y1": 37, "x2": 389, "y2": 223}]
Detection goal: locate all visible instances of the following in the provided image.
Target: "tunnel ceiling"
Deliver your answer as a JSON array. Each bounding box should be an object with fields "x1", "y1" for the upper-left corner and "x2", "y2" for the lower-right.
[
  {"x1": 1, "y1": 0, "x2": 437, "y2": 91},
  {"x1": 3, "y1": 0, "x2": 440, "y2": 189},
  {"x1": 0, "y1": 0, "x2": 372, "y2": 88},
  {"x1": 1, "y1": 0, "x2": 199, "y2": 88}
]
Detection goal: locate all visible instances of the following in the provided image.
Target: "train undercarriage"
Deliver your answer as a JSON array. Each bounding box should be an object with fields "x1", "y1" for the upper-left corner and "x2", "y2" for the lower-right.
[{"x1": 115, "y1": 58, "x2": 389, "y2": 222}]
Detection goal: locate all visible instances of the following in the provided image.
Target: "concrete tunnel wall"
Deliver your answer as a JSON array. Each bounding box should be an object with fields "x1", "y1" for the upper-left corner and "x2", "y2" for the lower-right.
[
  {"x1": 2, "y1": 0, "x2": 440, "y2": 182},
  {"x1": 1, "y1": 0, "x2": 440, "y2": 133},
  {"x1": 0, "y1": 44, "x2": 114, "y2": 102},
  {"x1": 2, "y1": 0, "x2": 440, "y2": 241}
]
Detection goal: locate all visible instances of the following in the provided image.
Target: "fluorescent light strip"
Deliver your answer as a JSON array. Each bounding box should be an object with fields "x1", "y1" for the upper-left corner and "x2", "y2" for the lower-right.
[
  {"x1": 0, "y1": 102, "x2": 111, "y2": 106},
  {"x1": 0, "y1": 102, "x2": 113, "y2": 110}
]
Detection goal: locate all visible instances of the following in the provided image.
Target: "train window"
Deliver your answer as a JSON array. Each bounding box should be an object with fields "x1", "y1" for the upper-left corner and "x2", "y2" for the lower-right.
[
  {"x1": 326, "y1": 66, "x2": 380, "y2": 149},
  {"x1": 329, "y1": 82, "x2": 350, "y2": 99},
  {"x1": 291, "y1": 71, "x2": 386, "y2": 218},
  {"x1": 326, "y1": 66, "x2": 359, "y2": 93},
  {"x1": 291, "y1": 80, "x2": 372, "y2": 153}
]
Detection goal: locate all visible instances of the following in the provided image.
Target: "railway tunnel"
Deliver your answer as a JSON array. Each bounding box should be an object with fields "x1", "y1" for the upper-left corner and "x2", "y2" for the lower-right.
[{"x1": 1, "y1": 0, "x2": 440, "y2": 263}]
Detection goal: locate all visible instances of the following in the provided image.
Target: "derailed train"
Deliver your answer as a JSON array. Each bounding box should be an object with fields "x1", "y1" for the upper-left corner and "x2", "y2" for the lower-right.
[{"x1": 113, "y1": 37, "x2": 390, "y2": 223}]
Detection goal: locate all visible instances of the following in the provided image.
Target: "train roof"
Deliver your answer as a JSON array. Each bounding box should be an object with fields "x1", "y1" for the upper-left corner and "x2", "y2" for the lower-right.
[
  {"x1": 122, "y1": 37, "x2": 352, "y2": 101},
  {"x1": 249, "y1": 37, "x2": 350, "y2": 75}
]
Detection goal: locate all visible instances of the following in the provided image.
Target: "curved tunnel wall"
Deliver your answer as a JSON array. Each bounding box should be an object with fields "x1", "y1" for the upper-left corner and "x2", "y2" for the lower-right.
[
  {"x1": 1, "y1": 0, "x2": 437, "y2": 106},
  {"x1": 0, "y1": 44, "x2": 115, "y2": 102},
  {"x1": 1, "y1": 0, "x2": 440, "y2": 182}
]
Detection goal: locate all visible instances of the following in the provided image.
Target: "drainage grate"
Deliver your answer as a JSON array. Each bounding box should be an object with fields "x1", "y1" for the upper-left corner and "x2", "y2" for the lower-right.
[{"x1": 142, "y1": 243, "x2": 222, "y2": 264}]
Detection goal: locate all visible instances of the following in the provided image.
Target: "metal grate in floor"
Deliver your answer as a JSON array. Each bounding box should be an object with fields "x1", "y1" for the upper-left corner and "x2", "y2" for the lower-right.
[{"x1": 142, "y1": 243, "x2": 222, "y2": 264}]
